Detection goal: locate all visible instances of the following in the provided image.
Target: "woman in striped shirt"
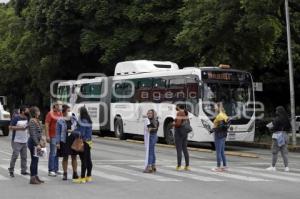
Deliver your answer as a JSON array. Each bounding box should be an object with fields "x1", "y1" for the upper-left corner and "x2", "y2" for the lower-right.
[{"x1": 28, "y1": 106, "x2": 44, "y2": 185}]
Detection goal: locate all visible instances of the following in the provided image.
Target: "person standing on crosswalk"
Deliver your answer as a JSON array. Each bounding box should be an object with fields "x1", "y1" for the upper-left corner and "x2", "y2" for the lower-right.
[
  {"x1": 8, "y1": 105, "x2": 30, "y2": 177},
  {"x1": 266, "y1": 106, "x2": 291, "y2": 172},
  {"x1": 211, "y1": 102, "x2": 229, "y2": 172},
  {"x1": 143, "y1": 109, "x2": 159, "y2": 173},
  {"x1": 73, "y1": 106, "x2": 93, "y2": 183},
  {"x1": 56, "y1": 105, "x2": 79, "y2": 181},
  {"x1": 28, "y1": 106, "x2": 45, "y2": 184},
  {"x1": 45, "y1": 102, "x2": 63, "y2": 177},
  {"x1": 173, "y1": 105, "x2": 190, "y2": 171}
]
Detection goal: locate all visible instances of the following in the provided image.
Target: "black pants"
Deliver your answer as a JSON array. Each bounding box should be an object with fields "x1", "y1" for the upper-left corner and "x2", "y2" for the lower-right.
[
  {"x1": 79, "y1": 142, "x2": 93, "y2": 178},
  {"x1": 28, "y1": 138, "x2": 39, "y2": 177},
  {"x1": 175, "y1": 128, "x2": 189, "y2": 167}
]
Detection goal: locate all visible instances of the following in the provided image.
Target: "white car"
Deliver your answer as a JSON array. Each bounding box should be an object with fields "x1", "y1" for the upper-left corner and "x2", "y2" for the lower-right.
[{"x1": 296, "y1": 116, "x2": 300, "y2": 133}]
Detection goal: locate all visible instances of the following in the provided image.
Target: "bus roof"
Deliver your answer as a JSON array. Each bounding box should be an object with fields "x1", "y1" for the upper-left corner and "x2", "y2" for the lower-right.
[
  {"x1": 112, "y1": 66, "x2": 250, "y2": 81},
  {"x1": 57, "y1": 80, "x2": 76, "y2": 87},
  {"x1": 74, "y1": 77, "x2": 106, "y2": 85},
  {"x1": 114, "y1": 60, "x2": 179, "y2": 76}
]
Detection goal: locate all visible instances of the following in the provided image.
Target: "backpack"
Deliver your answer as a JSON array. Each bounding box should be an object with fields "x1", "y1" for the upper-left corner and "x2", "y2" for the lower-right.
[
  {"x1": 214, "y1": 119, "x2": 230, "y2": 138},
  {"x1": 219, "y1": 119, "x2": 231, "y2": 132}
]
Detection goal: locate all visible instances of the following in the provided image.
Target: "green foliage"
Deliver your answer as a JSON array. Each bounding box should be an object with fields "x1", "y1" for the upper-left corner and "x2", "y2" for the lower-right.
[{"x1": 0, "y1": 0, "x2": 299, "y2": 111}]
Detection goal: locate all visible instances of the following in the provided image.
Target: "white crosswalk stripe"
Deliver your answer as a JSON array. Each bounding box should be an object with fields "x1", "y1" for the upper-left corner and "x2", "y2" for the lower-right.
[
  {"x1": 238, "y1": 167, "x2": 300, "y2": 182},
  {"x1": 98, "y1": 165, "x2": 180, "y2": 182},
  {"x1": 1, "y1": 163, "x2": 300, "y2": 183},
  {"x1": 0, "y1": 164, "x2": 29, "y2": 180},
  {"x1": 0, "y1": 174, "x2": 9, "y2": 181},
  {"x1": 92, "y1": 169, "x2": 135, "y2": 182},
  {"x1": 166, "y1": 166, "x2": 269, "y2": 182},
  {"x1": 131, "y1": 165, "x2": 223, "y2": 182}
]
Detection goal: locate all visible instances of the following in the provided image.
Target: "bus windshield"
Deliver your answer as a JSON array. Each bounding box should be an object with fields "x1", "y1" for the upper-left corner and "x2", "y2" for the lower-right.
[{"x1": 202, "y1": 81, "x2": 254, "y2": 124}]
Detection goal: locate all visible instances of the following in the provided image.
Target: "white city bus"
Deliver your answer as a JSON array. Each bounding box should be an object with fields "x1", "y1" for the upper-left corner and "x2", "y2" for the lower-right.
[{"x1": 54, "y1": 60, "x2": 255, "y2": 144}]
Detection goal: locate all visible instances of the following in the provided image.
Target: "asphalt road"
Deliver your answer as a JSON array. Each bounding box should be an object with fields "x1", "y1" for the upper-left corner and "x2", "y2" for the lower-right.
[{"x1": 0, "y1": 134, "x2": 300, "y2": 199}]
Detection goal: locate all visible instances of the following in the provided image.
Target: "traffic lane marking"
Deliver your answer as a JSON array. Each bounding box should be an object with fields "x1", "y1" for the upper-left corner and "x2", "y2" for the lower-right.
[{"x1": 100, "y1": 137, "x2": 259, "y2": 158}]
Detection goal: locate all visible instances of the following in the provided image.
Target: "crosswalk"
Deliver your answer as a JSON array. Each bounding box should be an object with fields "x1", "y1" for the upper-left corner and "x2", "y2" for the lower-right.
[{"x1": 0, "y1": 163, "x2": 300, "y2": 183}]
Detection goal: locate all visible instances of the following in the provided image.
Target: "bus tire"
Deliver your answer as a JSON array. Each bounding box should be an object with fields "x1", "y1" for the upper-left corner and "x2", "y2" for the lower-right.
[
  {"x1": 2, "y1": 126, "x2": 9, "y2": 136},
  {"x1": 114, "y1": 118, "x2": 126, "y2": 140},
  {"x1": 210, "y1": 142, "x2": 216, "y2": 151},
  {"x1": 164, "y1": 122, "x2": 175, "y2": 145}
]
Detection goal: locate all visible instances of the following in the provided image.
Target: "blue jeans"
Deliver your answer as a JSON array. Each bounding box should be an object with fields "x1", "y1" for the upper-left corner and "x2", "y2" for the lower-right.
[
  {"x1": 28, "y1": 138, "x2": 39, "y2": 177},
  {"x1": 148, "y1": 133, "x2": 158, "y2": 166},
  {"x1": 215, "y1": 137, "x2": 227, "y2": 167},
  {"x1": 48, "y1": 138, "x2": 59, "y2": 172}
]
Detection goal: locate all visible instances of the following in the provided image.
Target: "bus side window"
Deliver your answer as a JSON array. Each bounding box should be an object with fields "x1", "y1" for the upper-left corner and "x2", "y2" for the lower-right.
[
  {"x1": 138, "y1": 78, "x2": 153, "y2": 102},
  {"x1": 112, "y1": 82, "x2": 123, "y2": 103},
  {"x1": 123, "y1": 82, "x2": 134, "y2": 103}
]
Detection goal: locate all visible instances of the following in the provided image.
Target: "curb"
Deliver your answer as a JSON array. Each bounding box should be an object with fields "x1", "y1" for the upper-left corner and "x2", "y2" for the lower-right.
[{"x1": 103, "y1": 137, "x2": 259, "y2": 158}]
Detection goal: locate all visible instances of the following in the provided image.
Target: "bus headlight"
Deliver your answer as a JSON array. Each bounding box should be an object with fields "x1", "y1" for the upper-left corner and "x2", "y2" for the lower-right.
[{"x1": 201, "y1": 119, "x2": 212, "y2": 131}]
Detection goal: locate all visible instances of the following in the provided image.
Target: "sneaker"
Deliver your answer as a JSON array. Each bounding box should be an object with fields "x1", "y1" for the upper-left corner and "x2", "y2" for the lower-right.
[
  {"x1": 48, "y1": 171, "x2": 57, "y2": 177},
  {"x1": 73, "y1": 177, "x2": 86, "y2": 184},
  {"x1": 56, "y1": 171, "x2": 63, "y2": 175},
  {"x1": 211, "y1": 167, "x2": 223, "y2": 172},
  {"x1": 266, "y1": 166, "x2": 276, "y2": 171},
  {"x1": 184, "y1": 166, "x2": 191, "y2": 171},
  {"x1": 222, "y1": 166, "x2": 229, "y2": 171},
  {"x1": 284, "y1": 167, "x2": 290, "y2": 172},
  {"x1": 21, "y1": 171, "x2": 30, "y2": 175},
  {"x1": 176, "y1": 166, "x2": 183, "y2": 171},
  {"x1": 85, "y1": 176, "x2": 92, "y2": 182}
]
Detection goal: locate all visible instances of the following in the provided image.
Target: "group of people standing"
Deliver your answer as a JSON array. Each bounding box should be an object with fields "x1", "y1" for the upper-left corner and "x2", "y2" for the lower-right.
[
  {"x1": 8, "y1": 102, "x2": 93, "y2": 185},
  {"x1": 143, "y1": 103, "x2": 292, "y2": 173},
  {"x1": 8, "y1": 101, "x2": 292, "y2": 183}
]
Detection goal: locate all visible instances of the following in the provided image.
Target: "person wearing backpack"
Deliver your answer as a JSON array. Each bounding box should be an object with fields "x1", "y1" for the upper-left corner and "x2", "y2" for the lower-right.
[
  {"x1": 266, "y1": 106, "x2": 291, "y2": 172},
  {"x1": 211, "y1": 102, "x2": 229, "y2": 172},
  {"x1": 173, "y1": 105, "x2": 191, "y2": 171}
]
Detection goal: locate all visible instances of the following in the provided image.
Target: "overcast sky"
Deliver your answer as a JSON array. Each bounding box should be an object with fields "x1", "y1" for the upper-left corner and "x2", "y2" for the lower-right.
[{"x1": 0, "y1": 0, "x2": 9, "y2": 3}]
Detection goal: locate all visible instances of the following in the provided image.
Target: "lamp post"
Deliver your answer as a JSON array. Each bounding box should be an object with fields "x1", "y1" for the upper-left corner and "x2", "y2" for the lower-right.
[{"x1": 285, "y1": 0, "x2": 296, "y2": 146}]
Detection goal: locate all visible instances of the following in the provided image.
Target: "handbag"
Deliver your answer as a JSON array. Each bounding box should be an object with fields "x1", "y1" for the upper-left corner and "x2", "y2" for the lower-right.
[
  {"x1": 181, "y1": 119, "x2": 193, "y2": 135},
  {"x1": 71, "y1": 136, "x2": 84, "y2": 152}
]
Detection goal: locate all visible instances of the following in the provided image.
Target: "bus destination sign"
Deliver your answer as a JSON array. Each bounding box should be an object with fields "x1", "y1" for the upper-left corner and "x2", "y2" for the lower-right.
[{"x1": 202, "y1": 71, "x2": 250, "y2": 82}]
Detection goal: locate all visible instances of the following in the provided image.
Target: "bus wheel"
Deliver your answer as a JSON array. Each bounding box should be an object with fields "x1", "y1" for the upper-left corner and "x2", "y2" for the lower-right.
[
  {"x1": 164, "y1": 122, "x2": 175, "y2": 145},
  {"x1": 114, "y1": 118, "x2": 126, "y2": 140},
  {"x1": 210, "y1": 142, "x2": 216, "y2": 151},
  {"x1": 1, "y1": 126, "x2": 9, "y2": 136}
]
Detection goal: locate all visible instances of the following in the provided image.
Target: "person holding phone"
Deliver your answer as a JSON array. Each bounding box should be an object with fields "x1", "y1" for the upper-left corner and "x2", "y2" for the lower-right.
[{"x1": 143, "y1": 109, "x2": 159, "y2": 173}]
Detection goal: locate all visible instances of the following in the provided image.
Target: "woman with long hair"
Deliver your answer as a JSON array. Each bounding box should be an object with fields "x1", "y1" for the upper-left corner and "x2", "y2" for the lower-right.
[
  {"x1": 28, "y1": 106, "x2": 44, "y2": 184},
  {"x1": 211, "y1": 102, "x2": 229, "y2": 172},
  {"x1": 56, "y1": 104, "x2": 78, "y2": 181},
  {"x1": 73, "y1": 106, "x2": 93, "y2": 183},
  {"x1": 143, "y1": 109, "x2": 159, "y2": 173},
  {"x1": 173, "y1": 105, "x2": 190, "y2": 171},
  {"x1": 266, "y1": 106, "x2": 291, "y2": 172}
]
